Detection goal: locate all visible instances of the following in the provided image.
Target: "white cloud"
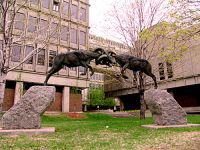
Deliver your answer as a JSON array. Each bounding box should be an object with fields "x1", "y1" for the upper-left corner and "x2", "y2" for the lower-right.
[{"x1": 89, "y1": 0, "x2": 122, "y2": 42}]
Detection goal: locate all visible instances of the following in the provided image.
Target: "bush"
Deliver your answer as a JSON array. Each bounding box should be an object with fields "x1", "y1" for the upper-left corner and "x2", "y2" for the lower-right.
[{"x1": 88, "y1": 88, "x2": 116, "y2": 108}]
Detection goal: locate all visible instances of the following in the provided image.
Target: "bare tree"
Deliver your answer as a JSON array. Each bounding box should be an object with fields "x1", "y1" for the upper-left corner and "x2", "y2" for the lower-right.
[
  {"x1": 170, "y1": 0, "x2": 200, "y2": 31},
  {"x1": 106, "y1": 0, "x2": 196, "y2": 119},
  {"x1": 0, "y1": 0, "x2": 60, "y2": 118}
]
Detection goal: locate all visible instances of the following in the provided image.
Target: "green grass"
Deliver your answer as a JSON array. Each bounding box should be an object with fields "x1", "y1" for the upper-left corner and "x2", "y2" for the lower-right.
[{"x1": 0, "y1": 114, "x2": 200, "y2": 150}]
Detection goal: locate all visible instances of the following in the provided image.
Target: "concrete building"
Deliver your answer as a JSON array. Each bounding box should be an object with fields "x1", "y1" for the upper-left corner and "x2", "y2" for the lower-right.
[
  {"x1": 1, "y1": 0, "x2": 90, "y2": 112},
  {"x1": 104, "y1": 35, "x2": 200, "y2": 111}
]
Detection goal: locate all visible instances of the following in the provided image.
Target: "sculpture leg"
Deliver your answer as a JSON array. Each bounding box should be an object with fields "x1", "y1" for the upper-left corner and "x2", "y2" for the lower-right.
[
  {"x1": 44, "y1": 65, "x2": 63, "y2": 85},
  {"x1": 121, "y1": 63, "x2": 129, "y2": 79},
  {"x1": 80, "y1": 61, "x2": 94, "y2": 76},
  {"x1": 144, "y1": 71, "x2": 157, "y2": 89},
  {"x1": 87, "y1": 65, "x2": 94, "y2": 76},
  {"x1": 143, "y1": 63, "x2": 158, "y2": 89}
]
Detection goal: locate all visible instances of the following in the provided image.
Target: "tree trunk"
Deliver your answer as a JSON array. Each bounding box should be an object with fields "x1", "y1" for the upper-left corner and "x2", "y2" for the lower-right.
[
  {"x1": 139, "y1": 72, "x2": 146, "y2": 119},
  {"x1": 0, "y1": 73, "x2": 6, "y2": 119}
]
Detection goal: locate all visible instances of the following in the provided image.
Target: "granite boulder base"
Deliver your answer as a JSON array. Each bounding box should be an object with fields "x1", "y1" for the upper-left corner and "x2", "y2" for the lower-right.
[
  {"x1": 2, "y1": 86, "x2": 55, "y2": 130},
  {"x1": 144, "y1": 89, "x2": 187, "y2": 125}
]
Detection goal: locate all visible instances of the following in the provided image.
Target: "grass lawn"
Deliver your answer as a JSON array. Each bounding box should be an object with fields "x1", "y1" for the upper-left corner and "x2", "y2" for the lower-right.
[{"x1": 0, "y1": 113, "x2": 200, "y2": 150}]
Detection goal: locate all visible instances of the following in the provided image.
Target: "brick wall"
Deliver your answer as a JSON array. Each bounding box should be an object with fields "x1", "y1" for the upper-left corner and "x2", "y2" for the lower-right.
[
  {"x1": 69, "y1": 94, "x2": 82, "y2": 112},
  {"x1": 3, "y1": 88, "x2": 15, "y2": 111},
  {"x1": 48, "y1": 92, "x2": 62, "y2": 111}
]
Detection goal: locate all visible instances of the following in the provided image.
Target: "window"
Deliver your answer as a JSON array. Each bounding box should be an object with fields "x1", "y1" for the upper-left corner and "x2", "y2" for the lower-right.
[
  {"x1": 25, "y1": 46, "x2": 34, "y2": 64},
  {"x1": 60, "y1": 25, "x2": 68, "y2": 41},
  {"x1": 37, "y1": 48, "x2": 45, "y2": 65},
  {"x1": 80, "y1": 7, "x2": 86, "y2": 21},
  {"x1": 14, "y1": 13, "x2": 25, "y2": 30},
  {"x1": 30, "y1": 0, "x2": 38, "y2": 5},
  {"x1": 62, "y1": 1, "x2": 69, "y2": 15},
  {"x1": 42, "y1": 0, "x2": 50, "y2": 9},
  {"x1": 167, "y1": 62, "x2": 173, "y2": 79},
  {"x1": 158, "y1": 63, "x2": 165, "y2": 80},
  {"x1": 70, "y1": 28, "x2": 77, "y2": 44},
  {"x1": 71, "y1": 4, "x2": 78, "y2": 19},
  {"x1": 0, "y1": 40, "x2": 2, "y2": 51},
  {"x1": 53, "y1": 0, "x2": 59, "y2": 11},
  {"x1": 79, "y1": 66, "x2": 85, "y2": 73},
  {"x1": 49, "y1": 50, "x2": 56, "y2": 67},
  {"x1": 51, "y1": 22, "x2": 59, "y2": 39},
  {"x1": 40, "y1": 19, "x2": 48, "y2": 35},
  {"x1": 28, "y1": 16, "x2": 37, "y2": 32},
  {"x1": 11, "y1": 44, "x2": 21, "y2": 62},
  {"x1": 80, "y1": 31, "x2": 86, "y2": 46},
  {"x1": 70, "y1": 67, "x2": 76, "y2": 71}
]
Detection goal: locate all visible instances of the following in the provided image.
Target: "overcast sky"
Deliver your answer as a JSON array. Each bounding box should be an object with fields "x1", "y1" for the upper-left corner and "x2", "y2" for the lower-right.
[{"x1": 89, "y1": 0, "x2": 120, "y2": 41}]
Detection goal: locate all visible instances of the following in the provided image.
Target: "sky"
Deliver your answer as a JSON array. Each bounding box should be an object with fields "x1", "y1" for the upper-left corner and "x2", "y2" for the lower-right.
[{"x1": 89, "y1": 0, "x2": 120, "y2": 42}]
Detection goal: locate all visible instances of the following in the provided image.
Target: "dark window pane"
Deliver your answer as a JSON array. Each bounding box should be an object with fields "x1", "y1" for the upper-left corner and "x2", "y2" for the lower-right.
[
  {"x1": 79, "y1": 66, "x2": 85, "y2": 73},
  {"x1": 40, "y1": 19, "x2": 48, "y2": 35},
  {"x1": 70, "y1": 28, "x2": 77, "y2": 44},
  {"x1": 80, "y1": 7, "x2": 86, "y2": 21},
  {"x1": 30, "y1": 0, "x2": 38, "y2": 5},
  {"x1": 70, "y1": 67, "x2": 76, "y2": 71},
  {"x1": 42, "y1": 0, "x2": 50, "y2": 9},
  {"x1": 11, "y1": 44, "x2": 21, "y2": 62},
  {"x1": 53, "y1": 1, "x2": 60, "y2": 11},
  {"x1": 25, "y1": 45, "x2": 34, "y2": 64},
  {"x1": 80, "y1": 31, "x2": 86, "y2": 46},
  {"x1": 61, "y1": 25, "x2": 68, "y2": 41},
  {"x1": 37, "y1": 48, "x2": 45, "y2": 65},
  {"x1": 0, "y1": 40, "x2": 2, "y2": 51},
  {"x1": 159, "y1": 63, "x2": 165, "y2": 80},
  {"x1": 15, "y1": 13, "x2": 25, "y2": 30},
  {"x1": 167, "y1": 62, "x2": 173, "y2": 78},
  {"x1": 62, "y1": 1, "x2": 69, "y2": 15},
  {"x1": 49, "y1": 50, "x2": 56, "y2": 67},
  {"x1": 28, "y1": 16, "x2": 37, "y2": 32},
  {"x1": 71, "y1": 4, "x2": 78, "y2": 19}
]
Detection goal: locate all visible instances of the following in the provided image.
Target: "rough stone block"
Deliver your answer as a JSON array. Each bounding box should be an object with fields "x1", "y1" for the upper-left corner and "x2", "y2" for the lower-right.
[
  {"x1": 2, "y1": 86, "x2": 55, "y2": 129},
  {"x1": 144, "y1": 89, "x2": 187, "y2": 125}
]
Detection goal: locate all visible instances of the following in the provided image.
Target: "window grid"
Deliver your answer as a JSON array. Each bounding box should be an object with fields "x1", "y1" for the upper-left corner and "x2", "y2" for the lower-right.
[
  {"x1": 71, "y1": 4, "x2": 78, "y2": 19},
  {"x1": 70, "y1": 28, "x2": 77, "y2": 44},
  {"x1": 25, "y1": 45, "x2": 34, "y2": 64},
  {"x1": 14, "y1": 13, "x2": 25, "y2": 30},
  {"x1": 28, "y1": 16, "x2": 38, "y2": 32},
  {"x1": 37, "y1": 48, "x2": 45, "y2": 65},
  {"x1": 80, "y1": 31, "x2": 86, "y2": 46},
  {"x1": 80, "y1": 7, "x2": 86, "y2": 21},
  {"x1": 11, "y1": 44, "x2": 21, "y2": 62},
  {"x1": 62, "y1": 1, "x2": 69, "y2": 15}
]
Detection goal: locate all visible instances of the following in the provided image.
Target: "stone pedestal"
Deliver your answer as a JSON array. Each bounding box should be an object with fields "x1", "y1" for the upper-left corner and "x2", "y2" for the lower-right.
[
  {"x1": 2, "y1": 86, "x2": 55, "y2": 129},
  {"x1": 144, "y1": 89, "x2": 187, "y2": 125}
]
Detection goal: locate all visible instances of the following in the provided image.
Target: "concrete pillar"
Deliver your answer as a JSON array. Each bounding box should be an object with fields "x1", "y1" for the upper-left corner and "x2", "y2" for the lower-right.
[
  {"x1": 82, "y1": 88, "x2": 88, "y2": 112},
  {"x1": 62, "y1": 86, "x2": 70, "y2": 112},
  {"x1": 14, "y1": 82, "x2": 24, "y2": 104},
  {"x1": 81, "y1": 88, "x2": 88, "y2": 102},
  {"x1": 83, "y1": 104, "x2": 87, "y2": 112}
]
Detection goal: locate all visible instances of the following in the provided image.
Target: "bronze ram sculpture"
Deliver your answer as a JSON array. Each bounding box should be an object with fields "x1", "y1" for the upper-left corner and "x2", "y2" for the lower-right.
[
  {"x1": 97, "y1": 51, "x2": 157, "y2": 89},
  {"x1": 44, "y1": 48, "x2": 116, "y2": 85}
]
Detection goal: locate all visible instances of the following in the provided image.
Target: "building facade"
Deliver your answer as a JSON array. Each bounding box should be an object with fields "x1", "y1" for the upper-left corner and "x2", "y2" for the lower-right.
[
  {"x1": 104, "y1": 36, "x2": 200, "y2": 111},
  {"x1": 1, "y1": 0, "x2": 90, "y2": 112}
]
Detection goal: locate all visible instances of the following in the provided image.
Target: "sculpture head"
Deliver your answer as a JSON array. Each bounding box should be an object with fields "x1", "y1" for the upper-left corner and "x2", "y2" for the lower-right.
[
  {"x1": 96, "y1": 50, "x2": 117, "y2": 67},
  {"x1": 93, "y1": 48, "x2": 106, "y2": 55}
]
